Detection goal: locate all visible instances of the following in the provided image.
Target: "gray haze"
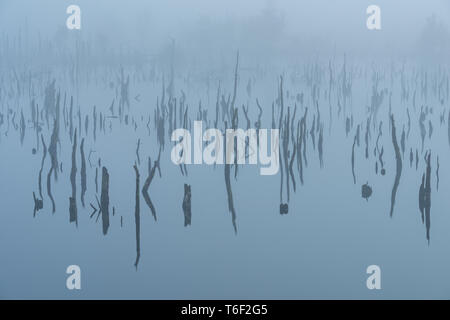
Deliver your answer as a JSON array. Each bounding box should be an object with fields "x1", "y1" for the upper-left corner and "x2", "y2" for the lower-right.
[
  {"x1": 2, "y1": 0, "x2": 450, "y2": 300},
  {"x1": 1, "y1": 0, "x2": 450, "y2": 60}
]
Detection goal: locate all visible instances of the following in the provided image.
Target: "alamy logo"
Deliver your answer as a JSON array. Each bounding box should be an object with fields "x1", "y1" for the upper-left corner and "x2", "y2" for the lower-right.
[
  {"x1": 366, "y1": 5, "x2": 381, "y2": 30},
  {"x1": 366, "y1": 265, "x2": 381, "y2": 290},
  {"x1": 170, "y1": 121, "x2": 280, "y2": 175},
  {"x1": 66, "y1": 265, "x2": 81, "y2": 290},
  {"x1": 66, "y1": 5, "x2": 81, "y2": 30}
]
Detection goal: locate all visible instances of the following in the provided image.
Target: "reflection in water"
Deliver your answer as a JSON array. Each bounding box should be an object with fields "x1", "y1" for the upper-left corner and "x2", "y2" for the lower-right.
[
  {"x1": 224, "y1": 122, "x2": 237, "y2": 234},
  {"x1": 38, "y1": 134, "x2": 47, "y2": 200},
  {"x1": 69, "y1": 129, "x2": 78, "y2": 226},
  {"x1": 142, "y1": 150, "x2": 161, "y2": 222},
  {"x1": 80, "y1": 138, "x2": 87, "y2": 207},
  {"x1": 436, "y1": 156, "x2": 439, "y2": 191},
  {"x1": 20, "y1": 110, "x2": 25, "y2": 146},
  {"x1": 133, "y1": 164, "x2": 141, "y2": 269},
  {"x1": 33, "y1": 192, "x2": 43, "y2": 217},
  {"x1": 351, "y1": 134, "x2": 356, "y2": 184},
  {"x1": 100, "y1": 167, "x2": 110, "y2": 235},
  {"x1": 361, "y1": 183, "x2": 372, "y2": 201},
  {"x1": 46, "y1": 166, "x2": 55, "y2": 214},
  {"x1": 419, "y1": 173, "x2": 425, "y2": 224},
  {"x1": 182, "y1": 184, "x2": 192, "y2": 226},
  {"x1": 424, "y1": 152, "x2": 432, "y2": 243},
  {"x1": 390, "y1": 115, "x2": 402, "y2": 218},
  {"x1": 410, "y1": 148, "x2": 414, "y2": 168}
]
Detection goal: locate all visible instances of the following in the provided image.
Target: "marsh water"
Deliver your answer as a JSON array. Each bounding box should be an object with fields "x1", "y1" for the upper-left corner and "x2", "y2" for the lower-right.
[{"x1": 1, "y1": 55, "x2": 450, "y2": 299}]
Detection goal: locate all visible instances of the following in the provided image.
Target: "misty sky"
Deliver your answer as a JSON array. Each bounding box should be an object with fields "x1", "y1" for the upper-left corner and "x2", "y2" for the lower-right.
[{"x1": 1, "y1": 1, "x2": 450, "y2": 60}]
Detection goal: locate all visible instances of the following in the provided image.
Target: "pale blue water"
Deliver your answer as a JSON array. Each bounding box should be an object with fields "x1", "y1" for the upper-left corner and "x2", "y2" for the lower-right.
[{"x1": 0, "y1": 62, "x2": 449, "y2": 299}]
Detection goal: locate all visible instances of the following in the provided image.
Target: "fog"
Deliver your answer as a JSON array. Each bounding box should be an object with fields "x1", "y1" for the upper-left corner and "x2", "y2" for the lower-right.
[
  {"x1": 2, "y1": 1, "x2": 450, "y2": 299},
  {"x1": 1, "y1": 0, "x2": 450, "y2": 62}
]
